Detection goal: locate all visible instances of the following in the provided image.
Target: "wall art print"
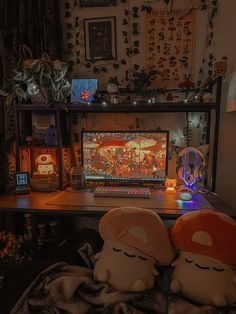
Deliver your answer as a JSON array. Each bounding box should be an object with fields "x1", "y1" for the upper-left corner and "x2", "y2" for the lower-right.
[
  {"x1": 146, "y1": 9, "x2": 195, "y2": 88},
  {"x1": 84, "y1": 16, "x2": 117, "y2": 61}
]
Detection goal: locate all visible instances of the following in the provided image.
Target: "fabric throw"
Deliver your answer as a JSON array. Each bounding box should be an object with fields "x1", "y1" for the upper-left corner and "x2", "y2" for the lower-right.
[{"x1": 10, "y1": 244, "x2": 236, "y2": 314}]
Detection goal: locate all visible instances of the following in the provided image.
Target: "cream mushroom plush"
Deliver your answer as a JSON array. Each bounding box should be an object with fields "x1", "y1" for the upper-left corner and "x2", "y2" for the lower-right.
[
  {"x1": 93, "y1": 206, "x2": 175, "y2": 292},
  {"x1": 169, "y1": 210, "x2": 236, "y2": 307}
]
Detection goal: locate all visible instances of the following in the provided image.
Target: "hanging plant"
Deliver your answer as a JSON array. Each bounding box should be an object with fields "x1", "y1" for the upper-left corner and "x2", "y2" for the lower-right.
[
  {"x1": 197, "y1": 0, "x2": 218, "y2": 85},
  {"x1": 183, "y1": 122, "x2": 192, "y2": 146},
  {"x1": 132, "y1": 68, "x2": 158, "y2": 94}
]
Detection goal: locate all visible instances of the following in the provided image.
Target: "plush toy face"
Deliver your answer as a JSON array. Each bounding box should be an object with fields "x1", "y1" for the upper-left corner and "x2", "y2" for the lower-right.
[
  {"x1": 169, "y1": 210, "x2": 236, "y2": 307},
  {"x1": 171, "y1": 251, "x2": 236, "y2": 307},
  {"x1": 93, "y1": 240, "x2": 158, "y2": 292}
]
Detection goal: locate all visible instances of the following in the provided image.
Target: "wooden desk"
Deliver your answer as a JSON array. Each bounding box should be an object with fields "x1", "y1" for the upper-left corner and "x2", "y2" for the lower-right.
[
  {"x1": 0, "y1": 190, "x2": 235, "y2": 218},
  {"x1": 0, "y1": 190, "x2": 235, "y2": 258}
]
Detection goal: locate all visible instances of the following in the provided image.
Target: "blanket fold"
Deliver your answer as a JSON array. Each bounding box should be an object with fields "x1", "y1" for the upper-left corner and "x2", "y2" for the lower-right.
[{"x1": 10, "y1": 243, "x2": 236, "y2": 314}]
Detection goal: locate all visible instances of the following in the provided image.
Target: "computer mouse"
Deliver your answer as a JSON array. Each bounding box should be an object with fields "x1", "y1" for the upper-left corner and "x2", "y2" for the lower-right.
[{"x1": 180, "y1": 192, "x2": 192, "y2": 202}]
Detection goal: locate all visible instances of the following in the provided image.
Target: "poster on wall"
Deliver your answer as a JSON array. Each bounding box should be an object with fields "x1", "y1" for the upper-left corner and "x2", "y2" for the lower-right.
[
  {"x1": 84, "y1": 17, "x2": 117, "y2": 61},
  {"x1": 146, "y1": 9, "x2": 195, "y2": 88}
]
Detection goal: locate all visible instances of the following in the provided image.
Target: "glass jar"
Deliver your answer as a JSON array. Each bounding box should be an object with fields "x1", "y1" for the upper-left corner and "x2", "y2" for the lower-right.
[{"x1": 70, "y1": 166, "x2": 85, "y2": 190}]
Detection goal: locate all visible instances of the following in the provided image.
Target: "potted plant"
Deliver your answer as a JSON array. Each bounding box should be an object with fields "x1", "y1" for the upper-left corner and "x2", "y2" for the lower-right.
[
  {"x1": 0, "y1": 52, "x2": 71, "y2": 108},
  {"x1": 132, "y1": 68, "x2": 158, "y2": 95}
]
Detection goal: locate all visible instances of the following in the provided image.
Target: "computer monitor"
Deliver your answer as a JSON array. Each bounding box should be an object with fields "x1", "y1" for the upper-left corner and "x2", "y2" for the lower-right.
[
  {"x1": 82, "y1": 130, "x2": 169, "y2": 183},
  {"x1": 70, "y1": 78, "x2": 98, "y2": 103}
]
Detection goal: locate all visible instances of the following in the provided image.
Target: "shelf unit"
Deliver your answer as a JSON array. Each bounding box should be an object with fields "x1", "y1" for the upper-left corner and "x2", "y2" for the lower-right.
[
  {"x1": 67, "y1": 76, "x2": 222, "y2": 191},
  {"x1": 13, "y1": 76, "x2": 222, "y2": 191},
  {"x1": 14, "y1": 103, "x2": 71, "y2": 190}
]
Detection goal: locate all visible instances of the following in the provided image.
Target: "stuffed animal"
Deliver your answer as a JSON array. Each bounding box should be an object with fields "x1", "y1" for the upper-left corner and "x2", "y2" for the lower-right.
[
  {"x1": 93, "y1": 206, "x2": 175, "y2": 292},
  {"x1": 169, "y1": 210, "x2": 236, "y2": 307}
]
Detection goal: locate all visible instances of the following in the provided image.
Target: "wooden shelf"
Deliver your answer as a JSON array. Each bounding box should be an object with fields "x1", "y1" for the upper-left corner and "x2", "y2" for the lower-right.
[
  {"x1": 16, "y1": 101, "x2": 216, "y2": 113},
  {"x1": 68, "y1": 102, "x2": 216, "y2": 113},
  {"x1": 16, "y1": 104, "x2": 66, "y2": 111}
]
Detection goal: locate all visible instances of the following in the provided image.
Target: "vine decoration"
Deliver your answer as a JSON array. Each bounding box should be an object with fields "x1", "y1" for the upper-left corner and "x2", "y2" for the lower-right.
[{"x1": 197, "y1": 0, "x2": 218, "y2": 86}]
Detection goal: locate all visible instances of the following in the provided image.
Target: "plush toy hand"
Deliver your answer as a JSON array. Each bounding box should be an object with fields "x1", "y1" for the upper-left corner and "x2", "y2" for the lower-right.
[
  {"x1": 131, "y1": 279, "x2": 147, "y2": 292},
  {"x1": 212, "y1": 294, "x2": 227, "y2": 307},
  {"x1": 170, "y1": 279, "x2": 182, "y2": 293},
  {"x1": 96, "y1": 269, "x2": 110, "y2": 282}
]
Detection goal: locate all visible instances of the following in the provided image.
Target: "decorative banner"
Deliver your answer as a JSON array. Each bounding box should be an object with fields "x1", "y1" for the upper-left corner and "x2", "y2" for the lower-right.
[{"x1": 146, "y1": 9, "x2": 195, "y2": 88}]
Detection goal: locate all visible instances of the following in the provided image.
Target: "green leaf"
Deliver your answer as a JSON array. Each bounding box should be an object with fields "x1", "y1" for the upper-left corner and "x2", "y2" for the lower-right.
[
  {"x1": 30, "y1": 60, "x2": 41, "y2": 73},
  {"x1": 13, "y1": 72, "x2": 24, "y2": 81},
  {"x1": 15, "y1": 85, "x2": 27, "y2": 99},
  {"x1": 25, "y1": 72, "x2": 35, "y2": 83},
  {"x1": 61, "y1": 85, "x2": 71, "y2": 97},
  {"x1": 6, "y1": 94, "x2": 13, "y2": 106},
  {"x1": 0, "y1": 89, "x2": 9, "y2": 97}
]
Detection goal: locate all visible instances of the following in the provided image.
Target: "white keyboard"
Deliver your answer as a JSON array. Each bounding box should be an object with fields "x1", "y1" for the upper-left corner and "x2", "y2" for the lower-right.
[{"x1": 93, "y1": 186, "x2": 151, "y2": 199}]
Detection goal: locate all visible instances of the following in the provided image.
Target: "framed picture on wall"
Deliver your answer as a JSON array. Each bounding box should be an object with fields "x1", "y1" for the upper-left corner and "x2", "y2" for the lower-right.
[
  {"x1": 84, "y1": 16, "x2": 117, "y2": 61},
  {"x1": 80, "y1": 0, "x2": 117, "y2": 7}
]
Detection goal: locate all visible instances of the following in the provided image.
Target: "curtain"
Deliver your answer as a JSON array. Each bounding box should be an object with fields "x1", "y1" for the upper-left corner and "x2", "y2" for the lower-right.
[{"x1": 0, "y1": 0, "x2": 63, "y2": 191}]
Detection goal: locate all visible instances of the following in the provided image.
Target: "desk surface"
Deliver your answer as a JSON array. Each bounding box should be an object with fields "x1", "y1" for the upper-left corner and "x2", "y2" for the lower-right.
[{"x1": 0, "y1": 189, "x2": 235, "y2": 219}]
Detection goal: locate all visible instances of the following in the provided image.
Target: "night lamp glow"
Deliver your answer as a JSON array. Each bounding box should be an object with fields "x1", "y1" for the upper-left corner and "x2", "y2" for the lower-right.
[
  {"x1": 179, "y1": 192, "x2": 192, "y2": 202},
  {"x1": 165, "y1": 178, "x2": 177, "y2": 192}
]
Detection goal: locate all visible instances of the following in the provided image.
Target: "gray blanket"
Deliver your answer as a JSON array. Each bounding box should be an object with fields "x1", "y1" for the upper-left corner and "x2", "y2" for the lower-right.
[{"x1": 10, "y1": 244, "x2": 236, "y2": 314}]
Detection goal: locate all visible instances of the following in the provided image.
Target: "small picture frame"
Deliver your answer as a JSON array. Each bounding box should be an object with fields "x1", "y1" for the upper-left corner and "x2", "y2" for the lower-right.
[
  {"x1": 84, "y1": 16, "x2": 117, "y2": 61},
  {"x1": 80, "y1": 0, "x2": 116, "y2": 7}
]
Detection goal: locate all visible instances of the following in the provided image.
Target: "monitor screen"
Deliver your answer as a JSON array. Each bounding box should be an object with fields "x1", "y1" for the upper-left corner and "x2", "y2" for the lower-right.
[
  {"x1": 82, "y1": 130, "x2": 169, "y2": 183},
  {"x1": 70, "y1": 78, "x2": 98, "y2": 103}
]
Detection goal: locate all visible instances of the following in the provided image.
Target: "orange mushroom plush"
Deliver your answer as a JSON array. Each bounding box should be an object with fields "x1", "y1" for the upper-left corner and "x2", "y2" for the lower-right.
[
  {"x1": 93, "y1": 207, "x2": 175, "y2": 292},
  {"x1": 169, "y1": 210, "x2": 236, "y2": 307}
]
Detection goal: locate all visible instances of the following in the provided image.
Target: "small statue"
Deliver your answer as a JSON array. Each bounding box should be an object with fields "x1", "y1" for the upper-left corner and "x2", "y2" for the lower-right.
[
  {"x1": 44, "y1": 124, "x2": 58, "y2": 146},
  {"x1": 107, "y1": 77, "x2": 119, "y2": 104}
]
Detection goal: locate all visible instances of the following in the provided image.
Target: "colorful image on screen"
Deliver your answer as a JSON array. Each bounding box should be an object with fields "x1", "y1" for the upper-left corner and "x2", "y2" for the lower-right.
[
  {"x1": 71, "y1": 79, "x2": 98, "y2": 103},
  {"x1": 82, "y1": 131, "x2": 168, "y2": 182}
]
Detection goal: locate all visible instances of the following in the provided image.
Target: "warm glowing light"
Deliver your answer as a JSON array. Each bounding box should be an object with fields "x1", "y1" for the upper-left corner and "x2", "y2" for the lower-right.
[
  {"x1": 165, "y1": 178, "x2": 177, "y2": 192},
  {"x1": 35, "y1": 154, "x2": 56, "y2": 175}
]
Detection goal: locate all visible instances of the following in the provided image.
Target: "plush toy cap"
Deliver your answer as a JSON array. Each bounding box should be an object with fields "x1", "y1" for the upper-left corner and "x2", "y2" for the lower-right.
[
  {"x1": 99, "y1": 207, "x2": 175, "y2": 265},
  {"x1": 169, "y1": 210, "x2": 236, "y2": 267}
]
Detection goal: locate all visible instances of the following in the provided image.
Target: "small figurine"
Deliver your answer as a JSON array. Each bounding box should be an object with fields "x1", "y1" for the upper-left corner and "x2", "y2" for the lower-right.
[
  {"x1": 165, "y1": 178, "x2": 177, "y2": 192},
  {"x1": 44, "y1": 124, "x2": 58, "y2": 146},
  {"x1": 213, "y1": 57, "x2": 228, "y2": 77},
  {"x1": 25, "y1": 136, "x2": 33, "y2": 146},
  {"x1": 93, "y1": 207, "x2": 175, "y2": 292},
  {"x1": 170, "y1": 210, "x2": 236, "y2": 307},
  {"x1": 107, "y1": 77, "x2": 119, "y2": 104},
  {"x1": 178, "y1": 77, "x2": 195, "y2": 89}
]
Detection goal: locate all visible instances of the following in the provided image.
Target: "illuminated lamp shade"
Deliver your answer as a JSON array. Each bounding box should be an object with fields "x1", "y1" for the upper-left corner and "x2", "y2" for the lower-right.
[
  {"x1": 176, "y1": 147, "x2": 206, "y2": 187},
  {"x1": 35, "y1": 154, "x2": 56, "y2": 175},
  {"x1": 165, "y1": 178, "x2": 177, "y2": 192},
  {"x1": 227, "y1": 70, "x2": 236, "y2": 112}
]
